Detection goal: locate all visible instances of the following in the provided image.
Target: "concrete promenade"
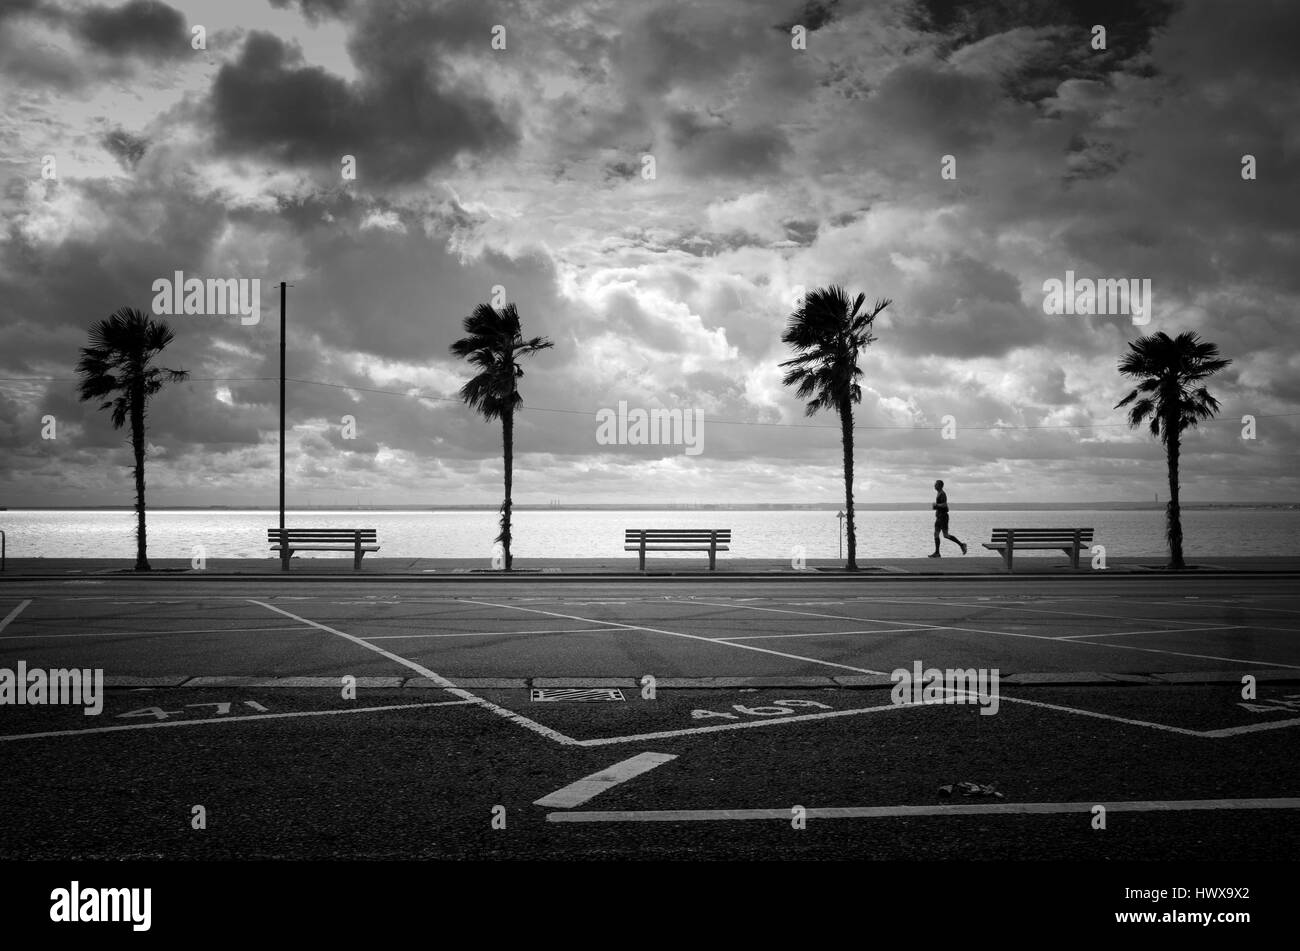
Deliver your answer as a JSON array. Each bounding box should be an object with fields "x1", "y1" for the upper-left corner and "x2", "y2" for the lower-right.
[{"x1": 4, "y1": 554, "x2": 1299, "y2": 578}]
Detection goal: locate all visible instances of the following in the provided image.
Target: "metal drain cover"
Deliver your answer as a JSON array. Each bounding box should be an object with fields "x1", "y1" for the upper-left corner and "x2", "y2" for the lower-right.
[{"x1": 530, "y1": 688, "x2": 625, "y2": 702}]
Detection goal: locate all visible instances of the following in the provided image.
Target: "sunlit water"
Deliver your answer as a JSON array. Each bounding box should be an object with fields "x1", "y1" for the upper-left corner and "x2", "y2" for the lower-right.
[{"x1": 0, "y1": 508, "x2": 1293, "y2": 560}]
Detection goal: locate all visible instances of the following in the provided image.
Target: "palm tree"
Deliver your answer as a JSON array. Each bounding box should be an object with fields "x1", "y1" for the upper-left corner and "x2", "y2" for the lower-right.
[
  {"x1": 780, "y1": 286, "x2": 891, "y2": 570},
  {"x1": 76, "y1": 307, "x2": 189, "y2": 571},
  {"x1": 450, "y1": 302, "x2": 553, "y2": 571},
  {"x1": 1116, "y1": 331, "x2": 1231, "y2": 570}
]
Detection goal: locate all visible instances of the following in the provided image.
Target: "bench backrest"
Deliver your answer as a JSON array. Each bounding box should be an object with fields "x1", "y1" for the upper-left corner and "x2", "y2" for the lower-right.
[
  {"x1": 268, "y1": 528, "x2": 378, "y2": 543},
  {"x1": 989, "y1": 528, "x2": 1093, "y2": 544},
  {"x1": 624, "y1": 529, "x2": 732, "y2": 543}
]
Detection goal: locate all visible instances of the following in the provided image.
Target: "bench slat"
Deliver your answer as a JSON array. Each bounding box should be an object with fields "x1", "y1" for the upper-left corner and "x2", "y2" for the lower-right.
[
  {"x1": 623, "y1": 533, "x2": 731, "y2": 540},
  {"x1": 268, "y1": 529, "x2": 377, "y2": 535},
  {"x1": 990, "y1": 528, "x2": 1093, "y2": 534},
  {"x1": 625, "y1": 545, "x2": 730, "y2": 551},
  {"x1": 623, "y1": 537, "x2": 732, "y2": 543},
  {"x1": 269, "y1": 545, "x2": 380, "y2": 551},
  {"x1": 623, "y1": 530, "x2": 732, "y2": 535}
]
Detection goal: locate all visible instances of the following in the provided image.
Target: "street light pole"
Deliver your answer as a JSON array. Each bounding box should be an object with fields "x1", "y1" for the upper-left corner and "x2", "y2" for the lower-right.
[
  {"x1": 279, "y1": 280, "x2": 286, "y2": 544},
  {"x1": 836, "y1": 510, "x2": 845, "y2": 560}
]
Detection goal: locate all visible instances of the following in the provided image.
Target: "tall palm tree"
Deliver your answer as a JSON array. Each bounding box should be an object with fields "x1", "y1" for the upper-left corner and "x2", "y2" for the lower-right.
[
  {"x1": 1116, "y1": 330, "x2": 1231, "y2": 570},
  {"x1": 76, "y1": 307, "x2": 189, "y2": 571},
  {"x1": 450, "y1": 302, "x2": 553, "y2": 571},
  {"x1": 780, "y1": 286, "x2": 891, "y2": 570}
]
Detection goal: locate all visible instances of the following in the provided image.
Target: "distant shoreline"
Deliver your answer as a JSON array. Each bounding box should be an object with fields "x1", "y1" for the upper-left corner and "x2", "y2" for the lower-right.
[{"x1": 3, "y1": 502, "x2": 1297, "y2": 512}]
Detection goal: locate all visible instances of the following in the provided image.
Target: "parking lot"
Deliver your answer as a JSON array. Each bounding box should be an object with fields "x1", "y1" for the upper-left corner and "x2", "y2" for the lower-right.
[{"x1": 2, "y1": 574, "x2": 1298, "y2": 859}]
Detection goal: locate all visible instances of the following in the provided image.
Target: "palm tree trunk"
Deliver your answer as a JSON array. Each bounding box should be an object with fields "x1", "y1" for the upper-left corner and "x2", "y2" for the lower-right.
[
  {"x1": 1166, "y1": 412, "x2": 1184, "y2": 570},
  {"x1": 131, "y1": 384, "x2": 149, "y2": 571},
  {"x1": 840, "y1": 395, "x2": 857, "y2": 570},
  {"x1": 501, "y1": 409, "x2": 514, "y2": 571}
]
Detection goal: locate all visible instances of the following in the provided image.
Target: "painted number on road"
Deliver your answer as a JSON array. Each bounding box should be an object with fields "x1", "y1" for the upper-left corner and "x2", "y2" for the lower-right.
[
  {"x1": 691, "y1": 698, "x2": 832, "y2": 720},
  {"x1": 117, "y1": 700, "x2": 268, "y2": 721}
]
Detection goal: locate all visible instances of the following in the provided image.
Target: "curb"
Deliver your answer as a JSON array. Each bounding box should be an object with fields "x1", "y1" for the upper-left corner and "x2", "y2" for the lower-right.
[
  {"x1": 98, "y1": 670, "x2": 1300, "y2": 689},
  {"x1": 8, "y1": 569, "x2": 1300, "y2": 583}
]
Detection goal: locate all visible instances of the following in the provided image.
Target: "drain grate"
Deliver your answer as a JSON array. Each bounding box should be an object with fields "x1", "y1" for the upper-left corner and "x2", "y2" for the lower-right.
[{"x1": 530, "y1": 688, "x2": 625, "y2": 702}]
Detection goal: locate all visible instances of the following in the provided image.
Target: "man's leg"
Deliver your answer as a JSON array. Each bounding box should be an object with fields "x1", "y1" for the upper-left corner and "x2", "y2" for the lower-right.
[
  {"x1": 944, "y1": 530, "x2": 967, "y2": 555},
  {"x1": 930, "y1": 525, "x2": 941, "y2": 557}
]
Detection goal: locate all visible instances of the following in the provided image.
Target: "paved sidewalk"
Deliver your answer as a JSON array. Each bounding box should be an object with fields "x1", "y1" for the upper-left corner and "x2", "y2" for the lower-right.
[{"x1": 3, "y1": 554, "x2": 1299, "y2": 578}]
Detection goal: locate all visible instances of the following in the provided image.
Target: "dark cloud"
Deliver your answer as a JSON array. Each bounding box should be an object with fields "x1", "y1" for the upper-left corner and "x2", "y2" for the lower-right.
[
  {"x1": 0, "y1": 0, "x2": 52, "y2": 22},
  {"x1": 604, "y1": 161, "x2": 639, "y2": 181},
  {"x1": 1062, "y1": 133, "x2": 1126, "y2": 181},
  {"x1": 0, "y1": 0, "x2": 82, "y2": 88},
  {"x1": 75, "y1": 0, "x2": 188, "y2": 58},
  {"x1": 667, "y1": 110, "x2": 791, "y2": 178},
  {"x1": 886, "y1": 254, "x2": 1051, "y2": 359},
  {"x1": 101, "y1": 128, "x2": 149, "y2": 169},
  {"x1": 208, "y1": 30, "x2": 516, "y2": 184},
  {"x1": 775, "y1": 0, "x2": 841, "y2": 32},
  {"x1": 782, "y1": 219, "x2": 819, "y2": 245},
  {"x1": 913, "y1": 0, "x2": 1179, "y2": 101}
]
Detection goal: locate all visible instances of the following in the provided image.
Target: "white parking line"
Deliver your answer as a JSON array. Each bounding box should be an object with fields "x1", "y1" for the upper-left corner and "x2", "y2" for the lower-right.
[
  {"x1": 0, "y1": 699, "x2": 475, "y2": 742},
  {"x1": 0, "y1": 625, "x2": 315, "y2": 640},
  {"x1": 1201, "y1": 717, "x2": 1300, "y2": 738},
  {"x1": 455, "y1": 598, "x2": 1245, "y2": 742},
  {"x1": 1123, "y1": 598, "x2": 1300, "y2": 617},
  {"x1": 838, "y1": 595, "x2": 1239, "y2": 630},
  {"x1": 248, "y1": 600, "x2": 582, "y2": 746},
  {"x1": 680, "y1": 599, "x2": 1300, "y2": 670},
  {"x1": 1059, "y1": 625, "x2": 1241, "y2": 640},
  {"x1": 457, "y1": 598, "x2": 890, "y2": 676},
  {"x1": 362, "y1": 627, "x2": 619, "y2": 641},
  {"x1": 547, "y1": 797, "x2": 1300, "y2": 823},
  {"x1": 534, "y1": 752, "x2": 677, "y2": 808},
  {"x1": 0, "y1": 600, "x2": 32, "y2": 634},
  {"x1": 574, "y1": 700, "x2": 914, "y2": 746},
  {"x1": 719, "y1": 626, "x2": 942, "y2": 641}
]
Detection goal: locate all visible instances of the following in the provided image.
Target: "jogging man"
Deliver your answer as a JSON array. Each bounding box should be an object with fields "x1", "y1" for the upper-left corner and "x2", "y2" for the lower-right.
[{"x1": 930, "y1": 479, "x2": 967, "y2": 557}]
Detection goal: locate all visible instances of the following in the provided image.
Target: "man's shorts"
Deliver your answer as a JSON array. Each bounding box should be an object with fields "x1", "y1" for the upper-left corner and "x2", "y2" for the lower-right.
[{"x1": 935, "y1": 511, "x2": 949, "y2": 531}]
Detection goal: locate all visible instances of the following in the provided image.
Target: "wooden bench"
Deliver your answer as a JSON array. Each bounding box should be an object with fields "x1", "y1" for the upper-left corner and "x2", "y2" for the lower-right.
[
  {"x1": 625, "y1": 529, "x2": 731, "y2": 571},
  {"x1": 983, "y1": 528, "x2": 1094, "y2": 571},
  {"x1": 268, "y1": 528, "x2": 379, "y2": 571}
]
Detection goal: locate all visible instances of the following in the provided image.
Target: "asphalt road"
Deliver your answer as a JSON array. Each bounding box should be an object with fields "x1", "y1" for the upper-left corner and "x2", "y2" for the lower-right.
[{"x1": 1, "y1": 573, "x2": 1297, "y2": 861}]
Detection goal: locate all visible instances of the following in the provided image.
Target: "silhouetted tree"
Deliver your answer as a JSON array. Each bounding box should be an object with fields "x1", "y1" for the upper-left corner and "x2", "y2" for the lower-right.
[
  {"x1": 780, "y1": 286, "x2": 891, "y2": 570},
  {"x1": 76, "y1": 307, "x2": 188, "y2": 571},
  {"x1": 450, "y1": 302, "x2": 553, "y2": 571},
  {"x1": 1116, "y1": 331, "x2": 1231, "y2": 569}
]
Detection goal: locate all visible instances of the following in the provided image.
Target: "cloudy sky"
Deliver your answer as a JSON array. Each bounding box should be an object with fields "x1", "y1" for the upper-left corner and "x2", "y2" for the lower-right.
[{"x1": 1, "y1": 0, "x2": 1296, "y2": 507}]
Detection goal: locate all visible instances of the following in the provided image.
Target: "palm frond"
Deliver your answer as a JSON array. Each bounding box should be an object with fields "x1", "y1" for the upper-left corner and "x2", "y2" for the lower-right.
[
  {"x1": 77, "y1": 307, "x2": 188, "y2": 430},
  {"x1": 1116, "y1": 331, "x2": 1231, "y2": 444}
]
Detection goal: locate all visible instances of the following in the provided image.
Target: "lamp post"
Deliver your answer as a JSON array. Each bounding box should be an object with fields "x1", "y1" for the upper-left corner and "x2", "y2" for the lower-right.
[{"x1": 279, "y1": 281, "x2": 286, "y2": 543}]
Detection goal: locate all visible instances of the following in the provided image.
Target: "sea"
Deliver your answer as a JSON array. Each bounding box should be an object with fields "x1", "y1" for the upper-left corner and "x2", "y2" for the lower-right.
[{"x1": 0, "y1": 507, "x2": 1294, "y2": 561}]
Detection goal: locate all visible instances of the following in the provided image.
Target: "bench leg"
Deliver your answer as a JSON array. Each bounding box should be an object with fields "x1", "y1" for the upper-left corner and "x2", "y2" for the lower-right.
[
  {"x1": 354, "y1": 540, "x2": 363, "y2": 570},
  {"x1": 639, "y1": 546, "x2": 646, "y2": 571},
  {"x1": 708, "y1": 545, "x2": 716, "y2": 571},
  {"x1": 281, "y1": 548, "x2": 291, "y2": 572}
]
